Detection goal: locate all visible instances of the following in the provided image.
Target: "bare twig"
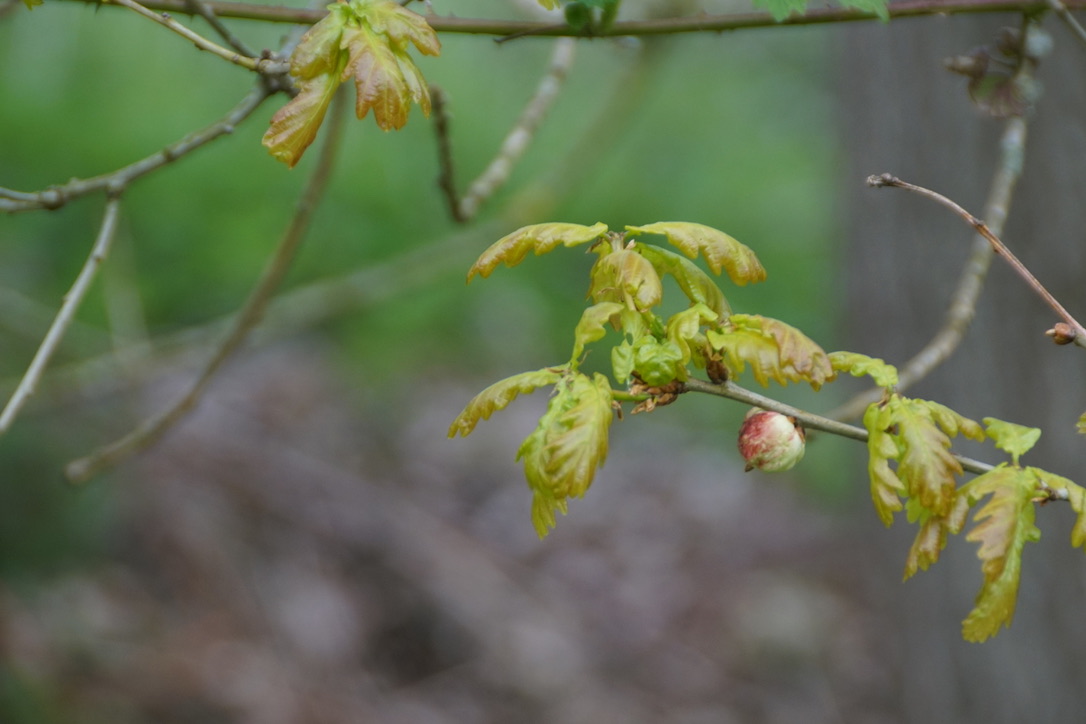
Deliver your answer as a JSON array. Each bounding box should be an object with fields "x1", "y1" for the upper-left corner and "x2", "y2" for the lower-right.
[
  {"x1": 435, "y1": 38, "x2": 576, "y2": 222},
  {"x1": 65, "y1": 92, "x2": 349, "y2": 483},
  {"x1": 867, "y1": 173, "x2": 1086, "y2": 348},
  {"x1": 682, "y1": 377, "x2": 996, "y2": 476},
  {"x1": 60, "y1": 0, "x2": 1086, "y2": 32},
  {"x1": 0, "y1": 196, "x2": 123, "y2": 434},
  {"x1": 1047, "y1": 0, "x2": 1086, "y2": 48},
  {"x1": 1, "y1": 83, "x2": 273, "y2": 214},
  {"x1": 182, "y1": 0, "x2": 257, "y2": 57},
  {"x1": 105, "y1": 0, "x2": 286, "y2": 73}
]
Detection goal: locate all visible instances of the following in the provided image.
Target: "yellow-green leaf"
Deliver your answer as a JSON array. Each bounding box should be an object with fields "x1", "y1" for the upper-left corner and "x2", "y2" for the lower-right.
[
  {"x1": 518, "y1": 372, "x2": 614, "y2": 537},
  {"x1": 341, "y1": 24, "x2": 428, "y2": 130},
  {"x1": 1034, "y1": 469, "x2": 1086, "y2": 551},
  {"x1": 829, "y1": 351, "x2": 899, "y2": 389},
  {"x1": 1077, "y1": 411, "x2": 1086, "y2": 436},
  {"x1": 589, "y1": 249, "x2": 663, "y2": 311},
  {"x1": 358, "y1": 0, "x2": 442, "y2": 56},
  {"x1": 958, "y1": 466, "x2": 1040, "y2": 642},
  {"x1": 448, "y1": 367, "x2": 564, "y2": 438},
  {"x1": 984, "y1": 417, "x2": 1041, "y2": 465},
  {"x1": 625, "y1": 222, "x2": 766, "y2": 285},
  {"x1": 864, "y1": 402, "x2": 906, "y2": 526},
  {"x1": 893, "y1": 397, "x2": 969, "y2": 517},
  {"x1": 467, "y1": 223, "x2": 608, "y2": 281},
  {"x1": 665, "y1": 303, "x2": 718, "y2": 365},
  {"x1": 633, "y1": 243, "x2": 730, "y2": 317},
  {"x1": 262, "y1": 66, "x2": 345, "y2": 169},
  {"x1": 628, "y1": 334, "x2": 686, "y2": 386},
  {"x1": 571, "y1": 302, "x2": 624, "y2": 363}
]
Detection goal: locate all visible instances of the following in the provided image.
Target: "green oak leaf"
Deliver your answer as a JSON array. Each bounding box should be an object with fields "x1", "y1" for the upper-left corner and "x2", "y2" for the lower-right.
[
  {"x1": 627, "y1": 334, "x2": 686, "y2": 386},
  {"x1": 707, "y1": 314, "x2": 834, "y2": 390},
  {"x1": 589, "y1": 248, "x2": 663, "y2": 311},
  {"x1": 467, "y1": 222, "x2": 608, "y2": 281},
  {"x1": 517, "y1": 372, "x2": 614, "y2": 537},
  {"x1": 1033, "y1": 469, "x2": 1086, "y2": 552},
  {"x1": 829, "y1": 351, "x2": 899, "y2": 389},
  {"x1": 448, "y1": 367, "x2": 565, "y2": 438},
  {"x1": 893, "y1": 397, "x2": 979, "y2": 517},
  {"x1": 665, "y1": 303, "x2": 719, "y2": 365},
  {"x1": 633, "y1": 243, "x2": 730, "y2": 317},
  {"x1": 864, "y1": 402, "x2": 906, "y2": 526},
  {"x1": 984, "y1": 417, "x2": 1041, "y2": 466},
  {"x1": 570, "y1": 302, "x2": 624, "y2": 363},
  {"x1": 624, "y1": 222, "x2": 766, "y2": 285}
]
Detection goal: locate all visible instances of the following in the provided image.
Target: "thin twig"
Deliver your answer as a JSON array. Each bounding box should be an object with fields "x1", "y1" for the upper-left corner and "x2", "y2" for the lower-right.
[
  {"x1": 61, "y1": 0, "x2": 1086, "y2": 31},
  {"x1": 867, "y1": 173, "x2": 1086, "y2": 348},
  {"x1": 0, "y1": 196, "x2": 124, "y2": 434},
  {"x1": 182, "y1": 0, "x2": 257, "y2": 57},
  {"x1": 1047, "y1": 0, "x2": 1086, "y2": 48},
  {"x1": 1, "y1": 83, "x2": 273, "y2": 214},
  {"x1": 682, "y1": 377, "x2": 996, "y2": 476},
  {"x1": 65, "y1": 91, "x2": 349, "y2": 484},
  {"x1": 435, "y1": 38, "x2": 576, "y2": 222},
  {"x1": 105, "y1": 0, "x2": 286, "y2": 73}
]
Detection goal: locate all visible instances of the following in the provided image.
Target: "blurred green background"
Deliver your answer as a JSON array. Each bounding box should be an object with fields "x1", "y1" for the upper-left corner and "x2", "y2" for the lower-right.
[{"x1": 1, "y1": 1, "x2": 859, "y2": 720}]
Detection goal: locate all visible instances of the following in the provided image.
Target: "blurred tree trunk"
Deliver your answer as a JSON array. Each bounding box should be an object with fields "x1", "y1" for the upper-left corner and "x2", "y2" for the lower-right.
[{"x1": 836, "y1": 15, "x2": 1086, "y2": 722}]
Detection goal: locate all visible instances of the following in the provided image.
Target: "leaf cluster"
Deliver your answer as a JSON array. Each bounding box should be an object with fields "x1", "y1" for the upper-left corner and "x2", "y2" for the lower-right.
[
  {"x1": 451, "y1": 221, "x2": 835, "y2": 536},
  {"x1": 262, "y1": 0, "x2": 440, "y2": 167}
]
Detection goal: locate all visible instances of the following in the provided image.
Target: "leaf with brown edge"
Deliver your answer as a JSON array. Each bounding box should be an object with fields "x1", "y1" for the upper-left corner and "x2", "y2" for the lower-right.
[
  {"x1": 633, "y1": 243, "x2": 730, "y2": 317},
  {"x1": 360, "y1": 0, "x2": 441, "y2": 56},
  {"x1": 467, "y1": 223, "x2": 608, "y2": 282},
  {"x1": 706, "y1": 315, "x2": 834, "y2": 390},
  {"x1": 589, "y1": 249, "x2": 663, "y2": 312},
  {"x1": 570, "y1": 302, "x2": 624, "y2": 363},
  {"x1": 263, "y1": 66, "x2": 345, "y2": 168},
  {"x1": 830, "y1": 351, "x2": 899, "y2": 389},
  {"x1": 892, "y1": 397, "x2": 977, "y2": 518},
  {"x1": 863, "y1": 402, "x2": 906, "y2": 527},
  {"x1": 625, "y1": 222, "x2": 766, "y2": 285},
  {"x1": 517, "y1": 372, "x2": 614, "y2": 538},
  {"x1": 958, "y1": 465, "x2": 1040, "y2": 642},
  {"x1": 341, "y1": 25, "x2": 429, "y2": 130},
  {"x1": 902, "y1": 493, "x2": 971, "y2": 579},
  {"x1": 448, "y1": 367, "x2": 564, "y2": 438}
]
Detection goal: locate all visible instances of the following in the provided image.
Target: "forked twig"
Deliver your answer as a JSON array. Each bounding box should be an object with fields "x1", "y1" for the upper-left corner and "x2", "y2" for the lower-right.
[
  {"x1": 867, "y1": 173, "x2": 1086, "y2": 348},
  {"x1": 182, "y1": 0, "x2": 257, "y2": 57},
  {"x1": 0, "y1": 196, "x2": 124, "y2": 433},
  {"x1": 435, "y1": 37, "x2": 576, "y2": 222},
  {"x1": 65, "y1": 92, "x2": 350, "y2": 483}
]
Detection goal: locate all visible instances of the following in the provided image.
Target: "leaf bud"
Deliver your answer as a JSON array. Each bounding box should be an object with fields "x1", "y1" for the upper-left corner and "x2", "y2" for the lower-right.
[
  {"x1": 1046, "y1": 322, "x2": 1077, "y2": 345},
  {"x1": 737, "y1": 409, "x2": 805, "y2": 472}
]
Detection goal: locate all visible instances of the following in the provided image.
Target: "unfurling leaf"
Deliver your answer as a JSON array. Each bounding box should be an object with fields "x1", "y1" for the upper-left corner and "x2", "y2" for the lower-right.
[
  {"x1": 570, "y1": 302, "x2": 624, "y2": 363},
  {"x1": 665, "y1": 303, "x2": 719, "y2": 365},
  {"x1": 864, "y1": 403, "x2": 906, "y2": 526},
  {"x1": 589, "y1": 249, "x2": 663, "y2": 311},
  {"x1": 518, "y1": 372, "x2": 614, "y2": 537},
  {"x1": 829, "y1": 351, "x2": 899, "y2": 389},
  {"x1": 448, "y1": 367, "x2": 564, "y2": 438},
  {"x1": 467, "y1": 222, "x2": 608, "y2": 281},
  {"x1": 263, "y1": 0, "x2": 439, "y2": 167},
  {"x1": 893, "y1": 397, "x2": 981, "y2": 517},
  {"x1": 706, "y1": 314, "x2": 834, "y2": 390},
  {"x1": 625, "y1": 222, "x2": 766, "y2": 285},
  {"x1": 902, "y1": 493, "x2": 971, "y2": 579},
  {"x1": 633, "y1": 243, "x2": 730, "y2": 317},
  {"x1": 957, "y1": 466, "x2": 1040, "y2": 642},
  {"x1": 984, "y1": 417, "x2": 1041, "y2": 466},
  {"x1": 626, "y1": 335, "x2": 686, "y2": 386},
  {"x1": 1042, "y1": 470, "x2": 1086, "y2": 551}
]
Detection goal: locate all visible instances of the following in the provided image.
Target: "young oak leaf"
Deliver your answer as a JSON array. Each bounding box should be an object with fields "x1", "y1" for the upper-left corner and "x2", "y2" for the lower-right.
[
  {"x1": 957, "y1": 465, "x2": 1041, "y2": 642},
  {"x1": 627, "y1": 334, "x2": 687, "y2": 386},
  {"x1": 706, "y1": 315, "x2": 834, "y2": 390},
  {"x1": 589, "y1": 249, "x2": 663, "y2": 311},
  {"x1": 467, "y1": 222, "x2": 608, "y2": 281},
  {"x1": 263, "y1": 0, "x2": 439, "y2": 167},
  {"x1": 517, "y1": 372, "x2": 614, "y2": 537},
  {"x1": 984, "y1": 417, "x2": 1041, "y2": 466},
  {"x1": 863, "y1": 402, "x2": 906, "y2": 526},
  {"x1": 632, "y1": 243, "x2": 730, "y2": 317},
  {"x1": 570, "y1": 302, "x2": 625, "y2": 363},
  {"x1": 624, "y1": 222, "x2": 767, "y2": 286},
  {"x1": 829, "y1": 351, "x2": 899, "y2": 389},
  {"x1": 1032, "y1": 469, "x2": 1086, "y2": 551},
  {"x1": 902, "y1": 492, "x2": 972, "y2": 579},
  {"x1": 665, "y1": 303, "x2": 719, "y2": 365},
  {"x1": 892, "y1": 397, "x2": 981, "y2": 517},
  {"x1": 448, "y1": 367, "x2": 565, "y2": 438}
]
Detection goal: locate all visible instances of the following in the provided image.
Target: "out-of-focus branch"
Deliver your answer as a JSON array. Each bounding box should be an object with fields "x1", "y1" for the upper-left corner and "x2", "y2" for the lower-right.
[
  {"x1": 1047, "y1": 0, "x2": 1086, "y2": 48},
  {"x1": 182, "y1": 0, "x2": 257, "y2": 57},
  {"x1": 0, "y1": 83, "x2": 274, "y2": 214},
  {"x1": 105, "y1": 0, "x2": 286, "y2": 73},
  {"x1": 65, "y1": 92, "x2": 349, "y2": 484},
  {"x1": 0, "y1": 196, "x2": 123, "y2": 434},
  {"x1": 867, "y1": 172, "x2": 1086, "y2": 349},
  {"x1": 435, "y1": 38, "x2": 576, "y2": 222}
]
